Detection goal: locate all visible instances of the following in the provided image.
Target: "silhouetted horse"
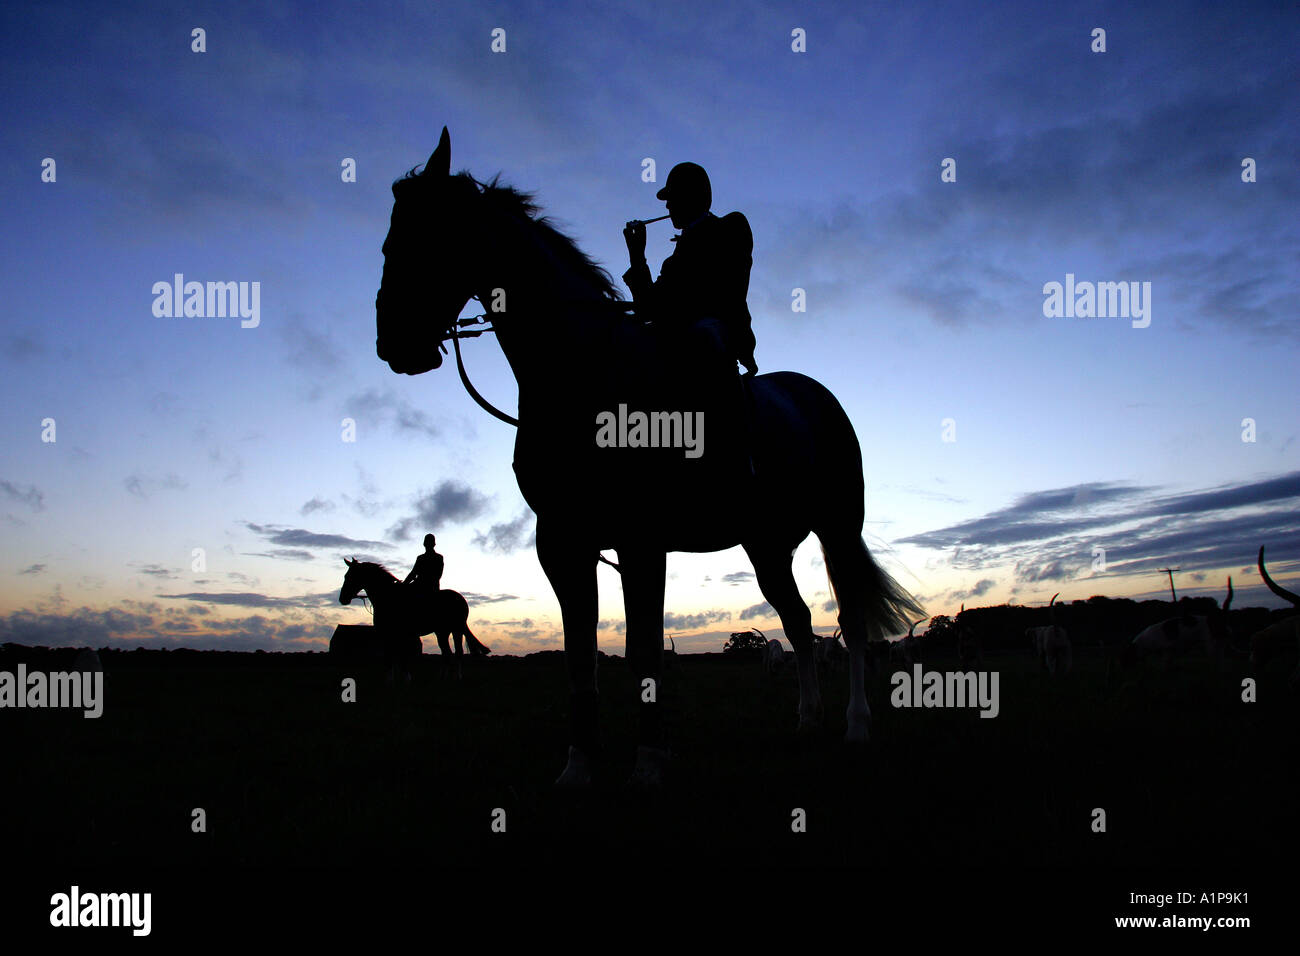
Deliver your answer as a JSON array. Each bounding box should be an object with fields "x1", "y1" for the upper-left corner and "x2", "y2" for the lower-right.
[
  {"x1": 339, "y1": 558, "x2": 488, "y2": 680},
  {"x1": 375, "y1": 128, "x2": 923, "y2": 787}
]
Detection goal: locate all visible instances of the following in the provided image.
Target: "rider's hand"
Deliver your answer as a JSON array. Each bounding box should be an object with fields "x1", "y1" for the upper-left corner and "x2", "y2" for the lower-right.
[{"x1": 623, "y1": 220, "x2": 646, "y2": 260}]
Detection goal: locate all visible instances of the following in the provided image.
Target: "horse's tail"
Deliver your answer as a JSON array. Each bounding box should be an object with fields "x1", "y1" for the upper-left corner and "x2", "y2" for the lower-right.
[
  {"x1": 464, "y1": 622, "x2": 491, "y2": 656},
  {"x1": 822, "y1": 536, "x2": 926, "y2": 643}
]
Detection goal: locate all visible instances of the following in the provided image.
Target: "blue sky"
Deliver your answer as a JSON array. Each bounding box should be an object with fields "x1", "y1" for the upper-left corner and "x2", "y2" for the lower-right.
[{"x1": 2, "y1": 0, "x2": 1297, "y2": 653}]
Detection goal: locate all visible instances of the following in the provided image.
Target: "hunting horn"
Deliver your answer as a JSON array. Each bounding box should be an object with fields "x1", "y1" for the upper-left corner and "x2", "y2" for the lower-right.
[{"x1": 626, "y1": 214, "x2": 672, "y2": 227}]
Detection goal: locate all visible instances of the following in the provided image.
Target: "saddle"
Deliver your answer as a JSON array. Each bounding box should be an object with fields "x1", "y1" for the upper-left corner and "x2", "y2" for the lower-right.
[
  {"x1": 598, "y1": 314, "x2": 754, "y2": 476},
  {"x1": 399, "y1": 586, "x2": 446, "y2": 634},
  {"x1": 512, "y1": 308, "x2": 757, "y2": 546}
]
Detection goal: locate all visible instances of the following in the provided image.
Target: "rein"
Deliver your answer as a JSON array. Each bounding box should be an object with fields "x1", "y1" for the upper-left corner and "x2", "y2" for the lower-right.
[
  {"x1": 448, "y1": 313, "x2": 518, "y2": 427},
  {"x1": 443, "y1": 295, "x2": 637, "y2": 429}
]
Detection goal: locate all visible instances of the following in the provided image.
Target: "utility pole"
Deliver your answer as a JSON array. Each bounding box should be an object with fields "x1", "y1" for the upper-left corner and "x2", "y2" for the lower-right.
[{"x1": 1158, "y1": 568, "x2": 1180, "y2": 602}]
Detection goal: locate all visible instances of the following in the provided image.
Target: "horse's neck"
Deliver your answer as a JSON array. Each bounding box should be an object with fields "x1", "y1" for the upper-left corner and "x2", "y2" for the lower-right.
[
  {"x1": 476, "y1": 214, "x2": 611, "y2": 399},
  {"x1": 365, "y1": 570, "x2": 396, "y2": 601}
]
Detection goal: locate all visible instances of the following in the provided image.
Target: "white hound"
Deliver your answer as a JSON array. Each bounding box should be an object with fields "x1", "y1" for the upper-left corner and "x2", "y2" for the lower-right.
[
  {"x1": 1252, "y1": 546, "x2": 1299, "y2": 686},
  {"x1": 763, "y1": 638, "x2": 793, "y2": 676},
  {"x1": 1026, "y1": 593, "x2": 1071, "y2": 675},
  {"x1": 1128, "y1": 578, "x2": 1232, "y2": 667}
]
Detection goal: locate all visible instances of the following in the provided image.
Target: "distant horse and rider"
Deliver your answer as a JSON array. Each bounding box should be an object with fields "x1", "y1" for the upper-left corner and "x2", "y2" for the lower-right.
[
  {"x1": 337, "y1": 533, "x2": 489, "y2": 681},
  {"x1": 373, "y1": 128, "x2": 924, "y2": 788}
]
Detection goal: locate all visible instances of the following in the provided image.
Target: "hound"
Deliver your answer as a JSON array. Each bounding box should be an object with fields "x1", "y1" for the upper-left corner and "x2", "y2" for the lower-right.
[
  {"x1": 663, "y1": 636, "x2": 681, "y2": 672},
  {"x1": 956, "y1": 603, "x2": 982, "y2": 670},
  {"x1": 815, "y1": 629, "x2": 847, "y2": 671},
  {"x1": 890, "y1": 621, "x2": 922, "y2": 667},
  {"x1": 1252, "y1": 546, "x2": 1299, "y2": 686},
  {"x1": 1127, "y1": 579, "x2": 1232, "y2": 668},
  {"x1": 1026, "y1": 593, "x2": 1071, "y2": 675},
  {"x1": 763, "y1": 638, "x2": 791, "y2": 677}
]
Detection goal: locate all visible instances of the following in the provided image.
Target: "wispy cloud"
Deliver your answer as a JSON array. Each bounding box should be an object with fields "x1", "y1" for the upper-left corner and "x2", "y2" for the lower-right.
[
  {"x1": 156, "y1": 591, "x2": 338, "y2": 609},
  {"x1": 387, "y1": 481, "x2": 493, "y2": 541},
  {"x1": 124, "y1": 472, "x2": 188, "y2": 498},
  {"x1": 664, "y1": 608, "x2": 732, "y2": 631},
  {"x1": 243, "y1": 522, "x2": 391, "y2": 553},
  {"x1": 900, "y1": 472, "x2": 1300, "y2": 588},
  {"x1": 343, "y1": 388, "x2": 442, "y2": 439},
  {"x1": 1, "y1": 480, "x2": 45, "y2": 511},
  {"x1": 471, "y1": 510, "x2": 535, "y2": 554}
]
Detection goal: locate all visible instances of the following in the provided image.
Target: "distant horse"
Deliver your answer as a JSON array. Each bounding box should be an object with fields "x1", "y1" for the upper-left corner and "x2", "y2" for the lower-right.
[
  {"x1": 339, "y1": 558, "x2": 489, "y2": 680},
  {"x1": 374, "y1": 128, "x2": 924, "y2": 787}
]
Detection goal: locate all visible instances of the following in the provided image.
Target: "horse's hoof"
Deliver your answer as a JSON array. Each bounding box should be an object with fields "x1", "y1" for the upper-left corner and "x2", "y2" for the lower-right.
[
  {"x1": 554, "y1": 745, "x2": 593, "y2": 789},
  {"x1": 627, "y1": 745, "x2": 671, "y2": 791},
  {"x1": 844, "y1": 721, "x2": 871, "y2": 744},
  {"x1": 796, "y1": 703, "x2": 824, "y2": 733}
]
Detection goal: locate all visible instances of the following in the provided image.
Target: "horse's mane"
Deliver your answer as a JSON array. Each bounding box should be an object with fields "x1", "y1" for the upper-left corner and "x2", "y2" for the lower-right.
[
  {"x1": 397, "y1": 167, "x2": 624, "y2": 301},
  {"x1": 357, "y1": 560, "x2": 399, "y2": 582}
]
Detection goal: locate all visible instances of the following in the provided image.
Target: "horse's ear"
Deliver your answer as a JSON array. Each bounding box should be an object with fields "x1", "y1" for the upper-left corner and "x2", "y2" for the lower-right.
[
  {"x1": 345, "y1": 556, "x2": 355, "y2": 566},
  {"x1": 427, "y1": 127, "x2": 450, "y2": 179}
]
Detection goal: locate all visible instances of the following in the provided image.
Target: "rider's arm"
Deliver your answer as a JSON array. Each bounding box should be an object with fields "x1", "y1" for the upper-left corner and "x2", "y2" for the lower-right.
[{"x1": 623, "y1": 259, "x2": 654, "y2": 306}]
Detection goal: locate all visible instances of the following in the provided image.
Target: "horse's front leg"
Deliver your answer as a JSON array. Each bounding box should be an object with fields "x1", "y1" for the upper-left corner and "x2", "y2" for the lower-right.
[
  {"x1": 436, "y1": 631, "x2": 453, "y2": 680},
  {"x1": 621, "y1": 548, "x2": 670, "y2": 788},
  {"x1": 537, "y1": 520, "x2": 599, "y2": 788}
]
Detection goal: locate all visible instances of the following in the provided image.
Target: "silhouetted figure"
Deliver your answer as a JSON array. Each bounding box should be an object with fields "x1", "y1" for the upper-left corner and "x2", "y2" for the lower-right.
[
  {"x1": 622, "y1": 162, "x2": 758, "y2": 377},
  {"x1": 405, "y1": 533, "x2": 444, "y2": 597},
  {"x1": 623, "y1": 163, "x2": 757, "y2": 480},
  {"x1": 341, "y1": 558, "x2": 489, "y2": 681},
  {"x1": 375, "y1": 129, "x2": 926, "y2": 789}
]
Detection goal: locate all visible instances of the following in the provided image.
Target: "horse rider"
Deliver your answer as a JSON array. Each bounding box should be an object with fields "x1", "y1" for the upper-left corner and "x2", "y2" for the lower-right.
[
  {"x1": 622, "y1": 161, "x2": 758, "y2": 383},
  {"x1": 404, "y1": 534, "x2": 444, "y2": 615},
  {"x1": 622, "y1": 162, "x2": 757, "y2": 480}
]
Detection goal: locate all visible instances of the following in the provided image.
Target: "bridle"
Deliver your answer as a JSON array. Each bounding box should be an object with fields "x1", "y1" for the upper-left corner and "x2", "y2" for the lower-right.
[
  {"x1": 441, "y1": 300, "x2": 518, "y2": 427},
  {"x1": 439, "y1": 293, "x2": 639, "y2": 429}
]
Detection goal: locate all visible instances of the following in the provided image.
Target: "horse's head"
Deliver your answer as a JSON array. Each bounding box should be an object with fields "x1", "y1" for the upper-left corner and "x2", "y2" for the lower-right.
[
  {"x1": 340, "y1": 557, "x2": 365, "y2": 605},
  {"x1": 376, "y1": 126, "x2": 482, "y2": 375}
]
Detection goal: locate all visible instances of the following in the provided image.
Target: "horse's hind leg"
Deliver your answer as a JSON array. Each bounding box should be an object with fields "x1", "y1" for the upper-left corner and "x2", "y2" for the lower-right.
[
  {"x1": 819, "y1": 533, "x2": 885, "y2": 743},
  {"x1": 744, "y1": 539, "x2": 822, "y2": 730},
  {"x1": 452, "y1": 628, "x2": 464, "y2": 679}
]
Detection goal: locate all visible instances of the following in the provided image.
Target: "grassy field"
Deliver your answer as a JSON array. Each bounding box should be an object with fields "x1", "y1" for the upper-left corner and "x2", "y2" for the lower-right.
[{"x1": 6, "y1": 645, "x2": 1296, "y2": 877}]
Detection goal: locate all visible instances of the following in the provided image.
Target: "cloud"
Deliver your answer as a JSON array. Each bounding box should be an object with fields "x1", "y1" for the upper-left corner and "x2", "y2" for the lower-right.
[
  {"x1": 461, "y1": 591, "x2": 520, "y2": 605},
  {"x1": 156, "y1": 591, "x2": 338, "y2": 609},
  {"x1": 663, "y1": 609, "x2": 731, "y2": 631},
  {"x1": 954, "y1": 578, "x2": 998, "y2": 599},
  {"x1": 471, "y1": 510, "x2": 536, "y2": 554},
  {"x1": 738, "y1": 602, "x2": 774, "y2": 621},
  {"x1": 243, "y1": 549, "x2": 316, "y2": 562},
  {"x1": 4, "y1": 331, "x2": 46, "y2": 362},
  {"x1": 387, "y1": 481, "x2": 493, "y2": 541},
  {"x1": 280, "y1": 314, "x2": 343, "y2": 373},
  {"x1": 721, "y1": 571, "x2": 755, "y2": 586},
  {"x1": 1, "y1": 480, "x2": 45, "y2": 511},
  {"x1": 0, "y1": 603, "x2": 336, "y2": 651},
  {"x1": 19, "y1": 563, "x2": 46, "y2": 575},
  {"x1": 243, "y1": 522, "x2": 390, "y2": 552},
  {"x1": 136, "y1": 564, "x2": 178, "y2": 579},
  {"x1": 300, "y1": 496, "x2": 335, "y2": 516},
  {"x1": 124, "y1": 472, "x2": 188, "y2": 498},
  {"x1": 343, "y1": 388, "x2": 441, "y2": 439},
  {"x1": 900, "y1": 471, "x2": 1300, "y2": 591}
]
